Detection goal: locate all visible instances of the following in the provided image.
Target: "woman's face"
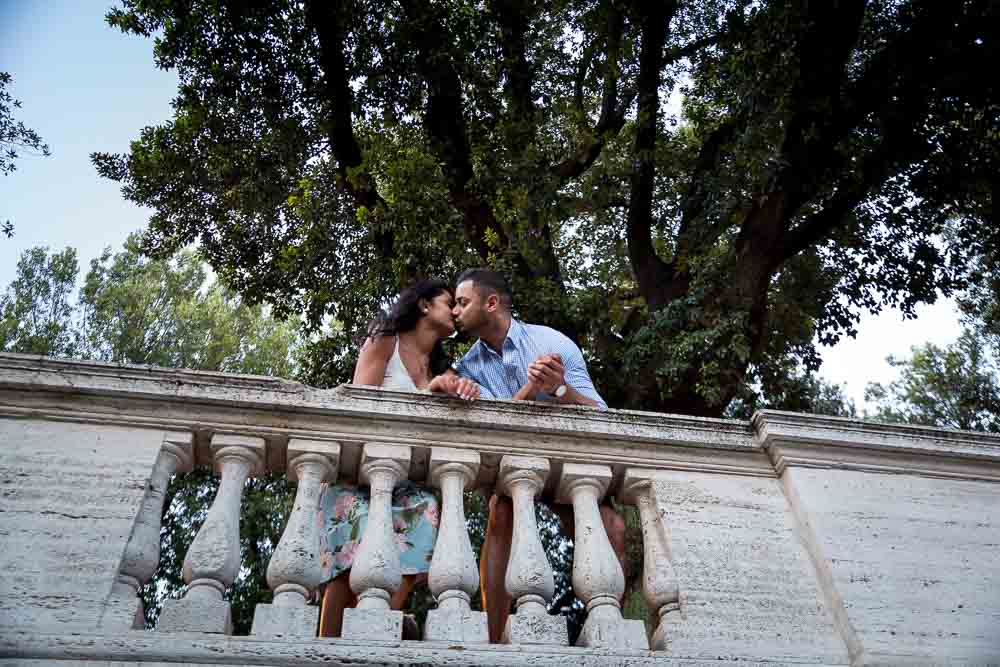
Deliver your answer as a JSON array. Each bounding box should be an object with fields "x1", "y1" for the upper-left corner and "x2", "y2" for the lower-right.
[{"x1": 423, "y1": 291, "x2": 456, "y2": 337}]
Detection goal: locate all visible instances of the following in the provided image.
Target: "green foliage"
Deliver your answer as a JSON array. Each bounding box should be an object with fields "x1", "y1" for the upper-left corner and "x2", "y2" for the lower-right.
[
  {"x1": 865, "y1": 331, "x2": 1000, "y2": 433},
  {"x1": 78, "y1": 234, "x2": 299, "y2": 375},
  {"x1": 0, "y1": 72, "x2": 50, "y2": 177},
  {"x1": 95, "y1": 0, "x2": 999, "y2": 415},
  {"x1": 1, "y1": 72, "x2": 52, "y2": 239},
  {"x1": 0, "y1": 246, "x2": 79, "y2": 355}
]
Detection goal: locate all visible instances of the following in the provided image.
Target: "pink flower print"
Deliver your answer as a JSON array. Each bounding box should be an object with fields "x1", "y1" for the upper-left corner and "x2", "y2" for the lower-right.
[
  {"x1": 335, "y1": 540, "x2": 361, "y2": 568},
  {"x1": 393, "y1": 515, "x2": 408, "y2": 533},
  {"x1": 333, "y1": 493, "x2": 357, "y2": 521},
  {"x1": 320, "y1": 551, "x2": 334, "y2": 573},
  {"x1": 424, "y1": 504, "x2": 439, "y2": 529},
  {"x1": 395, "y1": 532, "x2": 412, "y2": 553}
]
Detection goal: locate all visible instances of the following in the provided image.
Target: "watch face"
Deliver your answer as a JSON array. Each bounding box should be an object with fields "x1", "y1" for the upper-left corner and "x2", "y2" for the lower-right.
[{"x1": 555, "y1": 384, "x2": 567, "y2": 398}]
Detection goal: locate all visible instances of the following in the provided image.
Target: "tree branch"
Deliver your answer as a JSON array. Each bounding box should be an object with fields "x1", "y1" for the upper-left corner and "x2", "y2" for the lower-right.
[
  {"x1": 307, "y1": 1, "x2": 392, "y2": 257},
  {"x1": 554, "y1": 0, "x2": 630, "y2": 182},
  {"x1": 401, "y1": 3, "x2": 513, "y2": 264},
  {"x1": 626, "y1": 1, "x2": 679, "y2": 309},
  {"x1": 491, "y1": 0, "x2": 538, "y2": 155}
]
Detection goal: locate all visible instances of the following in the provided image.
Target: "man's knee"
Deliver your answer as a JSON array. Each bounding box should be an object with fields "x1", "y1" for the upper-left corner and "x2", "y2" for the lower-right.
[{"x1": 600, "y1": 505, "x2": 626, "y2": 548}]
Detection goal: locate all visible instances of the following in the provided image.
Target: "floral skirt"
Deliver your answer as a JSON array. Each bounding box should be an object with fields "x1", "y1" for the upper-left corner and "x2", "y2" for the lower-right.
[{"x1": 316, "y1": 480, "x2": 440, "y2": 584}]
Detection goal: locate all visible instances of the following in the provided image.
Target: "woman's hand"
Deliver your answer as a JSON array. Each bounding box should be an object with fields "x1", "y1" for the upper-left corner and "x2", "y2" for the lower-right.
[{"x1": 429, "y1": 373, "x2": 480, "y2": 401}]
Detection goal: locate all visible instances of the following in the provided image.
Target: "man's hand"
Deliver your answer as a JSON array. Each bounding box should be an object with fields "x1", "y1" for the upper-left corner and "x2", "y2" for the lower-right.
[
  {"x1": 429, "y1": 373, "x2": 480, "y2": 401},
  {"x1": 528, "y1": 353, "x2": 566, "y2": 395}
]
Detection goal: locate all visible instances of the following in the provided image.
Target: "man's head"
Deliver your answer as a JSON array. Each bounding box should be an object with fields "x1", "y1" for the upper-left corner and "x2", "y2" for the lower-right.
[{"x1": 453, "y1": 268, "x2": 512, "y2": 335}]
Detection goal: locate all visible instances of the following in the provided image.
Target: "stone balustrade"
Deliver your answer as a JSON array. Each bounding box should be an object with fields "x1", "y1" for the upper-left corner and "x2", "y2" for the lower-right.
[{"x1": 2, "y1": 353, "x2": 1000, "y2": 667}]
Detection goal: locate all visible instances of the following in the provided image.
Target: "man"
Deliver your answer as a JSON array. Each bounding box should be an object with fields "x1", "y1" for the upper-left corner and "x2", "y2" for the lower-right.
[{"x1": 450, "y1": 267, "x2": 626, "y2": 643}]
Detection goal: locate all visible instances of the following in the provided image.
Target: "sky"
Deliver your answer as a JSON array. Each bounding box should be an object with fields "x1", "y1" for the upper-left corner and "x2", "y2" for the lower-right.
[{"x1": 1, "y1": 0, "x2": 965, "y2": 412}]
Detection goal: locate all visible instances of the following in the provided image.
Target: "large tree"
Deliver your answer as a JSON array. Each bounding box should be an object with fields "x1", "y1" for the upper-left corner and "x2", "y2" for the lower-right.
[{"x1": 95, "y1": 0, "x2": 999, "y2": 416}]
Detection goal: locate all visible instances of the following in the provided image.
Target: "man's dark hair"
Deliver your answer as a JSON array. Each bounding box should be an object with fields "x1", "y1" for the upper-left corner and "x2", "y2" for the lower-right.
[{"x1": 456, "y1": 268, "x2": 513, "y2": 310}]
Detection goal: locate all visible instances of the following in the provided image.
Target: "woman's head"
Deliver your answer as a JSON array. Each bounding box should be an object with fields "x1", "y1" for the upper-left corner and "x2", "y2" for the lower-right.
[{"x1": 369, "y1": 278, "x2": 455, "y2": 340}]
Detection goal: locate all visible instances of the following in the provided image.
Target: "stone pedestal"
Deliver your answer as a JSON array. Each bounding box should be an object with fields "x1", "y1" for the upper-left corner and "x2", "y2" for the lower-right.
[
  {"x1": 558, "y1": 463, "x2": 648, "y2": 649},
  {"x1": 158, "y1": 434, "x2": 264, "y2": 634},
  {"x1": 100, "y1": 432, "x2": 194, "y2": 630},
  {"x1": 622, "y1": 469, "x2": 681, "y2": 651},
  {"x1": 157, "y1": 585, "x2": 234, "y2": 634},
  {"x1": 251, "y1": 602, "x2": 318, "y2": 638},
  {"x1": 252, "y1": 439, "x2": 339, "y2": 638},
  {"x1": 497, "y1": 456, "x2": 567, "y2": 646},
  {"x1": 342, "y1": 443, "x2": 411, "y2": 640},
  {"x1": 424, "y1": 447, "x2": 488, "y2": 643},
  {"x1": 342, "y1": 607, "x2": 404, "y2": 640}
]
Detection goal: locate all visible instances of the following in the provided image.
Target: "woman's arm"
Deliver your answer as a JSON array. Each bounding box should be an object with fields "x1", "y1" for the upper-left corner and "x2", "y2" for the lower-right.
[{"x1": 352, "y1": 335, "x2": 396, "y2": 386}]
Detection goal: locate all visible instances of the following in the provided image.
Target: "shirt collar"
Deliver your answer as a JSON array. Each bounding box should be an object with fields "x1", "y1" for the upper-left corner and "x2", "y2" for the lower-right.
[{"x1": 479, "y1": 318, "x2": 525, "y2": 357}]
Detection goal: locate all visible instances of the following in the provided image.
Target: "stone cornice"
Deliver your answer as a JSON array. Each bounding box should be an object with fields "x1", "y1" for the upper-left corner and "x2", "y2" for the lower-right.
[
  {"x1": 754, "y1": 410, "x2": 1000, "y2": 482},
  {"x1": 0, "y1": 354, "x2": 766, "y2": 481},
  {"x1": 6, "y1": 355, "x2": 1000, "y2": 483}
]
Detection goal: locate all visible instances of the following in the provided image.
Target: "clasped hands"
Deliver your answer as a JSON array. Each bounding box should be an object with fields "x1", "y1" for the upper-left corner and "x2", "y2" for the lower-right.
[
  {"x1": 527, "y1": 353, "x2": 566, "y2": 397},
  {"x1": 428, "y1": 373, "x2": 480, "y2": 401}
]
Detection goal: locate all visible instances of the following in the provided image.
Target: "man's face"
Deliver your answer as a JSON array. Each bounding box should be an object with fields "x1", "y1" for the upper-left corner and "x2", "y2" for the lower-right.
[{"x1": 453, "y1": 280, "x2": 490, "y2": 334}]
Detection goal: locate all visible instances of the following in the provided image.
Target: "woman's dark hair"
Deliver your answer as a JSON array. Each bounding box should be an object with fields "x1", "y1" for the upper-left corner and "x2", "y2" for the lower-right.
[{"x1": 366, "y1": 278, "x2": 453, "y2": 376}]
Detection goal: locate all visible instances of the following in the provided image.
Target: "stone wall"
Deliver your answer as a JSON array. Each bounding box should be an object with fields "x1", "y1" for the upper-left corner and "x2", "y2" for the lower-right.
[
  {"x1": 0, "y1": 419, "x2": 166, "y2": 633},
  {"x1": 1, "y1": 353, "x2": 998, "y2": 666}
]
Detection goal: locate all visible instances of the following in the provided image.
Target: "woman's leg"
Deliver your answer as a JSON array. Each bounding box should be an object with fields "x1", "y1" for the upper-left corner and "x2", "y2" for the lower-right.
[{"x1": 318, "y1": 572, "x2": 356, "y2": 638}]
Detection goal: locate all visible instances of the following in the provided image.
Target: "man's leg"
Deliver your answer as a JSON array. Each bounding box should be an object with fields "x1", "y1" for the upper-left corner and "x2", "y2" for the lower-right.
[{"x1": 481, "y1": 493, "x2": 513, "y2": 643}]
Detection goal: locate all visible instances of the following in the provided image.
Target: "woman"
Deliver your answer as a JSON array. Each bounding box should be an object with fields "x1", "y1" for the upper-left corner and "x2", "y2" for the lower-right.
[{"x1": 317, "y1": 278, "x2": 479, "y2": 638}]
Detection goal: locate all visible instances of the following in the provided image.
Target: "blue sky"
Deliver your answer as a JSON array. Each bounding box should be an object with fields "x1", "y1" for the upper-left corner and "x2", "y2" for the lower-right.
[{"x1": 0, "y1": 0, "x2": 963, "y2": 408}]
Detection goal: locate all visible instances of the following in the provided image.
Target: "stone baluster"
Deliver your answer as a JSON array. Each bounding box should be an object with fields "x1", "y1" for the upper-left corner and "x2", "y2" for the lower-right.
[
  {"x1": 99, "y1": 431, "x2": 194, "y2": 629},
  {"x1": 556, "y1": 463, "x2": 648, "y2": 648},
  {"x1": 252, "y1": 439, "x2": 340, "y2": 637},
  {"x1": 341, "y1": 442, "x2": 411, "y2": 640},
  {"x1": 158, "y1": 434, "x2": 265, "y2": 634},
  {"x1": 424, "y1": 447, "x2": 488, "y2": 643},
  {"x1": 622, "y1": 469, "x2": 680, "y2": 650},
  {"x1": 498, "y1": 455, "x2": 568, "y2": 645}
]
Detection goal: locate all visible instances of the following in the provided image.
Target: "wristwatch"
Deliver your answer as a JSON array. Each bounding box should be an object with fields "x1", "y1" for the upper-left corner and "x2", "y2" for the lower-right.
[{"x1": 553, "y1": 384, "x2": 568, "y2": 398}]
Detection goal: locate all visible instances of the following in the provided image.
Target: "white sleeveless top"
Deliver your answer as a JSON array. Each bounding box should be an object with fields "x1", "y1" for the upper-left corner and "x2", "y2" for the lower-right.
[{"x1": 381, "y1": 337, "x2": 420, "y2": 391}]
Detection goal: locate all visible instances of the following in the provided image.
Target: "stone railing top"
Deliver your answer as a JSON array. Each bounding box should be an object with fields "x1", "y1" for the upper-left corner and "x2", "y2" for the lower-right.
[{"x1": 3, "y1": 353, "x2": 1000, "y2": 483}]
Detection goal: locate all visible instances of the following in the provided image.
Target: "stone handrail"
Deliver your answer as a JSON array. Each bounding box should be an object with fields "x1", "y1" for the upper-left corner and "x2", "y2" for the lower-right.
[{"x1": 2, "y1": 353, "x2": 999, "y2": 666}]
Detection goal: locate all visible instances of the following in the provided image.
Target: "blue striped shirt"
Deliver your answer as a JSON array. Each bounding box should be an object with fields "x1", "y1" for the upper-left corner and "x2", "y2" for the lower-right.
[{"x1": 454, "y1": 319, "x2": 607, "y2": 408}]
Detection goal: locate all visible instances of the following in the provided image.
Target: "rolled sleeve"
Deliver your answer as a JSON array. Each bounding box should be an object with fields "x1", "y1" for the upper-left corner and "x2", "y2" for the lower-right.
[
  {"x1": 453, "y1": 356, "x2": 497, "y2": 399},
  {"x1": 562, "y1": 346, "x2": 608, "y2": 409}
]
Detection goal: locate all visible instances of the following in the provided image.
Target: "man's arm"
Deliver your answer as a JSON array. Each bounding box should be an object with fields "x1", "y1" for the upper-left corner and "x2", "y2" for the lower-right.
[
  {"x1": 452, "y1": 358, "x2": 497, "y2": 399},
  {"x1": 528, "y1": 351, "x2": 607, "y2": 408}
]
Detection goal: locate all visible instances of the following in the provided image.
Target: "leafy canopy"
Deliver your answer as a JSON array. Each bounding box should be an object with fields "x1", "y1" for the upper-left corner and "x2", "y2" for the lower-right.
[{"x1": 96, "y1": 0, "x2": 999, "y2": 416}]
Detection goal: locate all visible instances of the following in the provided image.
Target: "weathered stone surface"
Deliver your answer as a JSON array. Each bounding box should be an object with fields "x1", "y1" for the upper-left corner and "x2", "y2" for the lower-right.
[
  {"x1": 155, "y1": 594, "x2": 233, "y2": 635},
  {"x1": 783, "y1": 467, "x2": 1000, "y2": 665},
  {"x1": 250, "y1": 603, "x2": 318, "y2": 638},
  {"x1": 0, "y1": 419, "x2": 167, "y2": 633},
  {"x1": 0, "y1": 629, "x2": 856, "y2": 666},
  {"x1": 340, "y1": 608, "x2": 403, "y2": 640},
  {"x1": 576, "y1": 616, "x2": 648, "y2": 650},
  {"x1": 3, "y1": 356, "x2": 1000, "y2": 666},
  {"x1": 501, "y1": 611, "x2": 569, "y2": 646},
  {"x1": 424, "y1": 608, "x2": 489, "y2": 643},
  {"x1": 644, "y1": 471, "x2": 850, "y2": 665},
  {"x1": 252, "y1": 440, "x2": 339, "y2": 638},
  {"x1": 426, "y1": 448, "x2": 488, "y2": 644}
]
